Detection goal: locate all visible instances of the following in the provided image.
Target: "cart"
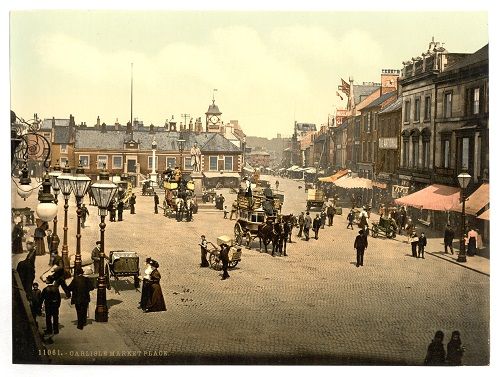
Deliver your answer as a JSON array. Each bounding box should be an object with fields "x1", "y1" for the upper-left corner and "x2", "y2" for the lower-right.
[
  {"x1": 306, "y1": 189, "x2": 325, "y2": 211},
  {"x1": 206, "y1": 235, "x2": 242, "y2": 270},
  {"x1": 371, "y1": 217, "x2": 397, "y2": 238},
  {"x1": 108, "y1": 250, "x2": 140, "y2": 288}
]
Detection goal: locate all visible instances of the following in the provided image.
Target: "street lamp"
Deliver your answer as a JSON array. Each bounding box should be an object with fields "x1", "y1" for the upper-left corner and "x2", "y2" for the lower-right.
[
  {"x1": 36, "y1": 172, "x2": 58, "y2": 223},
  {"x1": 69, "y1": 163, "x2": 91, "y2": 275},
  {"x1": 457, "y1": 170, "x2": 471, "y2": 263},
  {"x1": 177, "y1": 137, "x2": 186, "y2": 171},
  {"x1": 17, "y1": 165, "x2": 33, "y2": 200},
  {"x1": 57, "y1": 164, "x2": 73, "y2": 277},
  {"x1": 48, "y1": 161, "x2": 62, "y2": 243},
  {"x1": 91, "y1": 168, "x2": 118, "y2": 322}
]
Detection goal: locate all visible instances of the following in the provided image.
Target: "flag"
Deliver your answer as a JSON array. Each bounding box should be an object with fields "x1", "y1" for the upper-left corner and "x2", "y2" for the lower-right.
[
  {"x1": 336, "y1": 91, "x2": 344, "y2": 101},
  {"x1": 337, "y1": 78, "x2": 350, "y2": 96}
]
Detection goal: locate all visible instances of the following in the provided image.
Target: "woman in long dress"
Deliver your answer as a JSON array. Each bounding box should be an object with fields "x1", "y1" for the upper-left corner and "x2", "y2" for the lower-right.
[
  {"x1": 145, "y1": 260, "x2": 166, "y2": 312},
  {"x1": 139, "y1": 257, "x2": 153, "y2": 311}
]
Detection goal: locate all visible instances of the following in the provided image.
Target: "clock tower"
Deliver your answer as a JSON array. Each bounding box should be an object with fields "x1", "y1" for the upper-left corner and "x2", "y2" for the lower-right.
[{"x1": 205, "y1": 99, "x2": 222, "y2": 133}]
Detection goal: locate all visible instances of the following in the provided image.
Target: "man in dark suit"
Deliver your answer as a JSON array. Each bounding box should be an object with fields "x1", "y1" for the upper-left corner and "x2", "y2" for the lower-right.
[
  {"x1": 40, "y1": 275, "x2": 62, "y2": 335},
  {"x1": 68, "y1": 268, "x2": 94, "y2": 330},
  {"x1": 129, "y1": 193, "x2": 136, "y2": 214},
  {"x1": 154, "y1": 192, "x2": 159, "y2": 214},
  {"x1": 220, "y1": 244, "x2": 230, "y2": 280},
  {"x1": 354, "y1": 229, "x2": 368, "y2": 267},
  {"x1": 303, "y1": 212, "x2": 312, "y2": 241},
  {"x1": 313, "y1": 214, "x2": 321, "y2": 240},
  {"x1": 444, "y1": 223, "x2": 455, "y2": 254}
]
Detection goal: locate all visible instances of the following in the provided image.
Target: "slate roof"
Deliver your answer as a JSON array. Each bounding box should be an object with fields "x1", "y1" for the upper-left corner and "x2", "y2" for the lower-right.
[
  {"x1": 53, "y1": 126, "x2": 72, "y2": 144},
  {"x1": 206, "y1": 101, "x2": 222, "y2": 115},
  {"x1": 41, "y1": 118, "x2": 70, "y2": 130},
  {"x1": 378, "y1": 97, "x2": 402, "y2": 114},
  {"x1": 74, "y1": 129, "x2": 240, "y2": 153},
  {"x1": 353, "y1": 85, "x2": 380, "y2": 105},
  {"x1": 442, "y1": 44, "x2": 488, "y2": 73},
  {"x1": 363, "y1": 90, "x2": 397, "y2": 110}
]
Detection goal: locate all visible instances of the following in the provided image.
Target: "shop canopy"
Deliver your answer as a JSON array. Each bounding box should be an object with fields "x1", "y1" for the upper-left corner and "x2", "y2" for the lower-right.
[
  {"x1": 394, "y1": 184, "x2": 460, "y2": 211},
  {"x1": 286, "y1": 165, "x2": 301, "y2": 171},
  {"x1": 333, "y1": 175, "x2": 373, "y2": 189},
  {"x1": 451, "y1": 183, "x2": 489, "y2": 216},
  {"x1": 304, "y1": 167, "x2": 316, "y2": 174},
  {"x1": 477, "y1": 209, "x2": 490, "y2": 221},
  {"x1": 203, "y1": 171, "x2": 241, "y2": 179},
  {"x1": 318, "y1": 169, "x2": 349, "y2": 183}
]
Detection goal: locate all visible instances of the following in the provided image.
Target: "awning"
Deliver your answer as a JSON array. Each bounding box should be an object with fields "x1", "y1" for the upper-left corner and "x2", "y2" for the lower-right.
[
  {"x1": 286, "y1": 165, "x2": 300, "y2": 171},
  {"x1": 318, "y1": 169, "x2": 349, "y2": 183},
  {"x1": 333, "y1": 176, "x2": 373, "y2": 189},
  {"x1": 203, "y1": 171, "x2": 241, "y2": 179},
  {"x1": 478, "y1": 209, "x2": 489, "y2": 221},
  {"x1": 394, "y1": 184, "x2": 460, "y2": 211},
  {"x1": 372, "y1": 181, "x2": 388, "y2": 189},
  {"x1": 451, "y1": 183, "x2": 489, "y2": 216},
  {"x1": 304, "y1": 167, "x2": 316, "y2": 174}
]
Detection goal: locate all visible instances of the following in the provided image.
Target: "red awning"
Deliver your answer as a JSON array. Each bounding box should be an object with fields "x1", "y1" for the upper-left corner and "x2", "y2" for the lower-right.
[
  {"x1": 477, "y1": 209, "x2": 489, "y2": 221},
  {"x1": 318, "y1": 169, "x2": 349, "y2": 183},
  {"x1": 334, "y1": 176, "x2": 373, "y2": 189},
  {"x1": 451, "y1": 183, "x2": 489, "y2": 216},
  {"x1": 394, "y1": 184, "x2": 461, "y2": 211}
]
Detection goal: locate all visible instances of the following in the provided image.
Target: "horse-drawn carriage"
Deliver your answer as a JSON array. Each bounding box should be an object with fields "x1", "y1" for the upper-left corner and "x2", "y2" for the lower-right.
[
  {"x1": 141, "y1": 180, "x2": 155, "y2": 196},
  {"x1": 306, "y1": 189, "x2": 325, "y2": 211},
  {"x1": 162, "y1": 179, "x2": 198, "y2": 221},
  {"x1": 205, "y1": 235, "x2": 242, "y2": 270},
  {"x1": 370, "y1": 216, "x2": 397, "y2": 238}
]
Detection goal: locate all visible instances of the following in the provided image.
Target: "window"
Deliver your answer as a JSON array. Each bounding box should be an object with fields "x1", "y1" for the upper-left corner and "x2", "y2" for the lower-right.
[
  {"x1": 462, "y1": 138, "x2": 470, "y2": 170},
  {"x1": 414, "y1": 97, "x2": 420, "y2": 122},
  {"x1": 354, "y1": 121, "x2": 361, "y2": 139},
  {"x1": 60, "y1": 144, "x2": 68, "y2": 154},
  {"x1": 184, "y1": 156, "x2": 192, "y2": 170},
  {"x1": 60, "y1": 157, "x2": 68, "y2": 167},
  {"x1": 224, "y1": 156, "x2": 233, "y2": 171},
  {"x1": 442, "y1": 139, "x2": 450, "y2": 168},
  {"x1": 412, "y1": 137, "x2": 419, "y2": 168},
  {"x1": 148, "y1": 156, "x2": 159, "y2": 169},
  {"x1": 209, "y1": 156, "x2": 218, "y2": 171},
  {"x1": 112, "y1": 155, "x2": 122, "y2": 169},
  {"x1": 444, "y1": 92, "x2": 452, "y2": 118},
  {"x1": 403, "y1": 140, "x2": 409, "y2": 168},
  {"x1": 473, "y1": 88, "x2": 480, "y2": 114},
  {"x1": 424, "y1": 96, "x2": 431, "y2": 121},
  {"x1": 423, "y1": 140, "x2": 430, "y2": 169},
  {"x1": 166, "y1": 157, "x2": 176, "y2": 169},
  {"x1": 78, "y1": 155, "x2": 89, "y2": 168},
  {"x1": 404, "y1": 100, "x2": 411, "y2": 122},
  {"x1": 97, "y1": 155, "x2": 108, "y2": 169},
  {"x1": 367, "y1": 113, "x2": 371, "y2": 133}
]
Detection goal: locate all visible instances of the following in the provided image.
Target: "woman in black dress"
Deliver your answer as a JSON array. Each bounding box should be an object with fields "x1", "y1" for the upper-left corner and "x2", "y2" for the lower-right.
[
  {"x1": 446, "y1": 330, "x2": 465, "y2": 365},
  {"x1": 145, "y1": 260, "x2": 166, "y2": 312}
]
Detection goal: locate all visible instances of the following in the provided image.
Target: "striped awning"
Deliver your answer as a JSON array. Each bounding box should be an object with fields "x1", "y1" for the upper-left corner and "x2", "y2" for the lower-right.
[{"x1": 395, "y1": 184, "x2": 460, "y2": 211}]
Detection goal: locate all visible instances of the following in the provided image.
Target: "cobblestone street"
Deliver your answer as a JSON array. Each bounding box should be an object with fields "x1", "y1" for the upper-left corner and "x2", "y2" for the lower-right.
[{"x1": 13, "y1": 176, "x2": 489, "y2": 365}]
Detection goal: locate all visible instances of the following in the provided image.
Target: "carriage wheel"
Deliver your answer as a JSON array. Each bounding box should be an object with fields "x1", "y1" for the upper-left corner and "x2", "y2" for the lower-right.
[
  {"x1": 234, "y1": 223, "x2": 244, "y2": 246},
  {"x1": 371, "y1": 225, "x2": 378, "y2": 238},
  {"x1": 228, "y1": 261, "x2": 239, "y2": 269},
  {"x1": 133, "y1": 274, "x2": 140, "y2": 289},
  {"x1": 209, "y1": 253, "x2": 222, "y2": 271}
]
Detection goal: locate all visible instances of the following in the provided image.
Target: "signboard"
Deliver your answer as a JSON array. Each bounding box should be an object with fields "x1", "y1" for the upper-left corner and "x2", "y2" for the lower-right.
[
  {"x1": 378, "y1": 137, "x2": 398, "y2": 149},
  {"x1": 336, "y1": 109, "x2": 347, "y2": 126},
  {"x1": 392, "y1": 185, "x2": 409, "y2": 198}
]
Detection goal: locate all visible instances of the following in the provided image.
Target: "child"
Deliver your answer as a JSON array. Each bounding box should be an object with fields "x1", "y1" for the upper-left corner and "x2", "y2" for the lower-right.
[
  {"x1": 31, "y1": 282, "x2": 42, "y2": 318},
  {"x1": 418, "y1": 232, "x2": 427, "y2": 259},
  {"x1": 223, "y1": 206, "x2": 228, "y2": 219}
]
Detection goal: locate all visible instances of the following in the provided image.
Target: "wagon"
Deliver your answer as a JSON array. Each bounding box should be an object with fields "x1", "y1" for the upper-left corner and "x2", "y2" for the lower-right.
[
  {"x1": 206, "y1": 235, "x2": 242, "y2": 270},
  {"x1": 371, "y1": 217, "x2": 397, "y2": 239},
  {"x1": 234, "y1": 208, "x2": 267, "y2": 247},
  {"x1": 162, "y1": 179, "x2": 197, "y2": 221},
  {"x1": 108, "y1": 250, "x2": 141, "y2": 288},
  {"x1": 306, "y1": 189, "x2": 325, "y2": 211}
]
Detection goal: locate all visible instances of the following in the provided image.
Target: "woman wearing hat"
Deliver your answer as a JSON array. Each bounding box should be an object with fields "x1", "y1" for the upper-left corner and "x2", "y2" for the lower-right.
[
  {"x1": 145, "y1": 260, "x2": 166, "y2": 312},
  {"x1": 139, "y1": 257, "x2": 153, "y2": 311}
]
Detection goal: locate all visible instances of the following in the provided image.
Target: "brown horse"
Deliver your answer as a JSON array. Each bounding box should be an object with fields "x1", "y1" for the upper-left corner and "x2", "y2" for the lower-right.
[{"x1": 257, "y1": 221, "x2": 275, "y2": 253}]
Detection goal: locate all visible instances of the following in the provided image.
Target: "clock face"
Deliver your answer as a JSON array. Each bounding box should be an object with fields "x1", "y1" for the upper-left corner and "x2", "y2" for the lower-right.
[{"x1": 209, "y1": 115, "x2": 219, "y2": 123}]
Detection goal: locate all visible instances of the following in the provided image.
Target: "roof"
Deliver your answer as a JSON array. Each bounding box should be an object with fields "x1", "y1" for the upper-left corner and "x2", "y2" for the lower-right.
[
  {"x1": 451, "y1": 183, "x2": 489, "y2": 216},
  {"x1": 74, "y1": 129, "x2": 240, "y2": 153},
  {"x1": 249, "y1": 150, "x2": 270, "y2": 156},
  {"x1": 363, "y1": 90, "x2": 397, "y2": 110},
  {"x1": 318, "y1": 169, "x2": 349, "y2": 183},
  {"x1": 353, "y1": 85, "x2": 380, "y2": 105},
  {"x1": 206, "y1": 100, "x2": 222, "y2": 115},
  {"x1": 41, "y1": 118, "x2": 70, "y2": 130},
  {"x1": 379, "y1": 97, "x2": 402, "y2": 114},
  {"x1": 333, "y1": 176, "x2": 373, "y2": 189},
  {"x1": 394, "y1": 184, "x2": 460, "y2": 211},
  {"x1": 443, "y1": 44, "x2": 488, "y2": 72},
  {"x1": 53, "y1": 126, "x2": 72, "y2": 144}
]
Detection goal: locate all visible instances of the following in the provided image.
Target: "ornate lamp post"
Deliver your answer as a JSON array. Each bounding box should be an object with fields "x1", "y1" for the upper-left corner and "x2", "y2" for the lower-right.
[
  {"x1": 177, "y1": 137, "x2": 186, "y2": 172},
  {"x1": 68, "y1": 163, "x2": 91, "y2": 275},
  {"x1": 36, "y1": 172, "x2": 58, "y2": 223},
  {"x1": 17, "y1": 165, "x2": 33, "y2": 200},
  {"x1": 57, "y1": 164, "x2": 73, "y2": 277},
  {"x1": 457, "y1": 170, "x2": 472, "y2": 263},
  {"x1": 91, "y1": 168, "x2": 118, "y2": 322},
  {"x1": 48, "y1": 161, "x2": 62, "y2": 246}
]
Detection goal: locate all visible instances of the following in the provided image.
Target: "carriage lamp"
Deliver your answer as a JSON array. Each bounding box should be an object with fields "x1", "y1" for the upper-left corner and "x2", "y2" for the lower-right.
[
  {"x1": 91, "y1": 168, "x2": 118, "y2": 322},
  {"x1": 35, "y1": 172, "x2": 58, "y2": 222},
  {"x1": 57, "y1": 163, "x2": 74, "y2": 278},
  {"x1": 69, "y1": 163, "x2": 91, "y2": 275},
  {"x1": 17, "y1": 166, "x2": 33, "y2": 200},
  {"x1": 457, "y1": 170, "x2": 471, "y2": 263}
]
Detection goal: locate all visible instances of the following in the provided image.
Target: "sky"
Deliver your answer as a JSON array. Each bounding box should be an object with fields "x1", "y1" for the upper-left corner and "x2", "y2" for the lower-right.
[{"x1": 9, "y1": 8, "x2": 489, "y2": 139}]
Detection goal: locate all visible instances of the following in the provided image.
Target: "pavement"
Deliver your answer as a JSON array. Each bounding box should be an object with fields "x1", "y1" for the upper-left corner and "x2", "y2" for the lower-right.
[{"x1": 11, "y1": 175, "x2": 490, "y2": 365}]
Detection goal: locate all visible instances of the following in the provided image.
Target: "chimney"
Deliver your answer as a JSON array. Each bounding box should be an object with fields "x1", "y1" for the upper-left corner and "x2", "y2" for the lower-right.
[
  {"x1": 126, "y1": 121, "x2": 132, "y2": 134},
  {"x1": 380, "y1": 69, "x2": 399, "y2": 95},
  {"x1": 69, "y1": 114, "x2": 75, "y2": 127},
  {"x1": 101, "y1": 122, "x2": 107, "y2": 133},
  {"x1": 52, "y1": 117, "x2": 56, "y2": 127},
  {"x1": 96, "y1": 116, "x2": 101, "y2": 127},
  {"x1": 149, "y1": 123, "x2": 155, "y2": 133},
  {"x1": 189, "y1": 118, "x2": 193, "y2": 132},
  {"x1": 195, "y1": 117, "x2": 202, "y2": 133}
]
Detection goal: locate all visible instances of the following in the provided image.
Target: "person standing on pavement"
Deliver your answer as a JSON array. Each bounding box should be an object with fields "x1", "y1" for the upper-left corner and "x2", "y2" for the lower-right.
[
  {"x1": 466, "y1": 227, "x2": 478, "y2": 256},
  {"x1": 12, "y1": 220, "x2": 24, "y2": 254},
  {"x1": 218, "y1": 194, "x2": 225, "y2": 211},
  {"x1": 418, "y1": 232, "x2": 427, "y2": 259},
  {"x1": 347, "y1": 209, "x2": 355, "y2": 229},
  {"x1": 67, "y1": 267, "x2": 94, "y2": 330},
  {"x1": 34, "y1": 220, "x2": 48, "y2": 255},
  {"x1": 410, "y1": 230, "x2": 419, "y2": 258},
  {"x1": 297, "y1": 212, "x2": 305, "y2": 238},
  {"x1": 154, "y1": 192, "x2": 159, "y2": 214},
  {"x1": 145, "y1": 260, "x2": 166, "y2": 312},
  {"x1": 108, "y1": 200, "x2": 116, "y2": 222},
  {"x1": 40, "y1": 275, "x2": 61, "y2": 335},
  {"x1": 117, "y1": 200, "x2": 124, "y2": 221},
  {"x1": 444, "y1": 223, "x2": 455, "y2": 254},
  {"x1": 46, "y1": 230, "x2": 53, "y2": 256},
  {"x1": 326, "y1": 203, "x2": 335, "y2": 226},
  {"x1": 81, "y1": 204, "x2": 90, "y2": 228},
  {"x1": 313, "y1": 214, "x2": 321, "y2": 240},
  {"x1": 354, "y1": 229, "x2": 367, "y2": 267},
  {"x1": 320, "y1": 210, "x2": 327, "y2": 229},
  {"x1": 139, "y1": 258, "x2": 153, "y2": 311},
  {"x1": 16, "y1": 243, "x2": 36, "y2": 299},
  {"x1": 446, "y1": 330, "x2": 465, "y2": 365},
  {"x1": 220, "y1": 243, "x2": 230, "y2": 280},
  {"x1": 199, "y1": 235, "x2": 210, "y2": 267},
  {"x1": 303, "y1": 212, "x2": 312, "y2": 241},
  {"x1": 230, "y1": 200, "x2": 239, "y2": 220},
  {"x1": 31, "y1": 282, "x2": 42, "y2": 318},
  {"x1": 424, "y1": 330, "x2": 446, "y2": 365},
  {"x1": 129, "y1": 193, "x2": 136, "y2": 214}
]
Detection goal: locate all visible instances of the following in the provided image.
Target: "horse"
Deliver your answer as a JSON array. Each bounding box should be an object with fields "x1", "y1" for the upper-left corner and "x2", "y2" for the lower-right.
[
  {"x1": 281, "y1": 214, "x2": 297, "y2": 243},
  {"x1": 175, "y1": 197, "x2": 184, "y2": 222},
  {"x1": 184, "y1": 197, "x2": 195, "y2": 221},
  {"x1": 272, "y1": 220, "x2": 283, "y2": 256},
  {"x1": 257, "y1": 220, "x2": 275, "y2": 253}
]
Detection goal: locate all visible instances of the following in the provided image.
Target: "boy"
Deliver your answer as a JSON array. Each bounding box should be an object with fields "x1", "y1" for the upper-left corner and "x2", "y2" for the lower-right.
[
  {"x1": 418, "y1": 232, "x2": 427, "y2": 259},
  {"x1": 223, "y1": 206, "x2": 228, "y2": 219}
]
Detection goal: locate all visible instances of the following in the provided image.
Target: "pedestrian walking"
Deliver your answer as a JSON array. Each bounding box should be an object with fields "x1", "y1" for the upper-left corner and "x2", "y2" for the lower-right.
[
  {"x1": 418, "y1": 232, "x2": 427, "y2": 258},
  {"x1": 303, "y1": 212, "x2": 312, "y2": 241},
  {"x1": 139, "y1": 257, "x2": 153, "y2": 311},
  {"x1": 297, "y1": 212, "x2": 305, "y2": 237},
  {"x1": 46, "y1": 229, "x2": 53, "y2": 255},
  {"x1": 444, "y1": 223, "x2": 455, "y2": 254},
  {"x1": 424, "y1": 330, "x2": 446, "y2": 365},
  {"x1": 466, "y1": 227, "x2": 478, "y2": 256},
  {"x1": 67, "y1": 267, "x2": 94, "y2": 330},
  {"x1": 81, "y1": 204, "x2": 90, "y2": 228},
  {"x1": 410, "y1": 230, "x2": 419, "y2": 258},
  {"x1": 12, "y1": 220, "x2": 24, "y2": 254},
  {"x1": 223, "y1": 206, "x2": 228, "y2": 219},
  {"x1": 34, "y1": 220, "x2": 48, "y2": 255},
  {"x1": 199, "y1": 235, "x2": 210, "y2": 267},
  {"x1": 117, "y1": 200, "x2": 124, "y2": 221},
  {"x1": 108, "y1": 200, "x2": 116, "y2": 222},
  {"x1": 446, "y1": 330, "x2": 465, "y2": 365},
  {"x1": 313, "y1": 214, "x2": 321, "y2": 240},
  {"x1": 129, "y1": 193, "x2": 136, "y2": 214},
  {"x1": 220, "y1": 243, "x2": 230, "y2": 280},
  {"x1": 154, "y1": 192, "x2": 159, "y2": 214},
  {"x1": 218, "y1": 194, "x2": 225, "y2": 210},
  {"x1": 144, "y1": 260, "x2": 166, "y2": 312},
  {"x1": 230, "y1": 200, "x2": 239, "y2": 220},
  {"x1": 275, "y1": 180, "x2": 279, "y2": 191},
  {"x1": 326, "y1": 203, "x2": 335, "y2": 226},
  {"x1": 354, "y1": 229, "x2": 368, "y2": 267},
  {"x1": 50, "y1": 254, "x2": 71, "y2": 298},
  {"x1": 320, "y1": 210, "x2": 326, "y2": 229},
  {"x1": 347, "y1": 209, "x2": 355, "y2": 229},
  {"x1": 31, "y1": 282, "x2": 42, "y2": 318},
  {"x1": 40, "y1": 276, "x2": 61, "y2": 335}
]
